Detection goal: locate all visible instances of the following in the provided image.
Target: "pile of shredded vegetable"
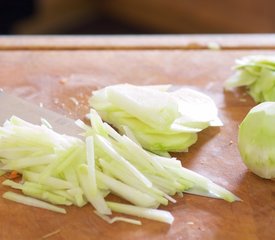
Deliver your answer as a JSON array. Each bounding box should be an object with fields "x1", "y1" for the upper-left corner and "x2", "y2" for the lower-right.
[{"x1": 0, "y1": 112, "x2": 239, "y2": 225}]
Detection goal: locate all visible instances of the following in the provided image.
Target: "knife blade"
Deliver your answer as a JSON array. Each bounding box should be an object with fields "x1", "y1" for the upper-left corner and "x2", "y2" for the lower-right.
[{"x1": 0, "y1": 91, "x2": 81, "y2": 137}]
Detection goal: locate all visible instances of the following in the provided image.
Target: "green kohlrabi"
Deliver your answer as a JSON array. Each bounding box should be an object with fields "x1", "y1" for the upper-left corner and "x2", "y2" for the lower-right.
[{"x1": 238, "y1": 102, "x2": 275, "y2": 179}]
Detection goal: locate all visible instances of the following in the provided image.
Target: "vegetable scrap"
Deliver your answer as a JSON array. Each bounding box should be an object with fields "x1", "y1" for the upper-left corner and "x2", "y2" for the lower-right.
[
  {"x1": 225, "y1": 55, "x2": 275, "y2": 103},
  {"x1": 41, "y1": 229, "x2": 61, "y2": 239}
]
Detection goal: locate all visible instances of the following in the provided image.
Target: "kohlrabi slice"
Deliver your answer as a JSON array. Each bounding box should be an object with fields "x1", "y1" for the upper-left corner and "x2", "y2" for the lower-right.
[
  {"x1": 105, "y1": 84, "x2": 179, "y2": 130},
  {"x1": 89, "y1": 84, "x2": 222, "y2": 153},
  {"x1": 171, "y1": 88, "x2": 222, "y2": 128},
  {"x1": 238, "y1": 102, "x2": 275, "y2": 179}
]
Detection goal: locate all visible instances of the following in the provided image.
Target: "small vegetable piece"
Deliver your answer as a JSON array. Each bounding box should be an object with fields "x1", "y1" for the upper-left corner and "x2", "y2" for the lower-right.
[
  {"x1": 41, "y1": 229, "x2": 61, "y2": 239},
  {"x1": 94, "y1": 211, "x2": 142, "y2": 225},
  {"x1": 89, "y1": 84, "x2": 222, "y2": 154},
  {"x1": 107, "y1": 201, "x2": 174, "y2": 224},
  {"x1": 225, "y1": 55, "x2": 275, "y2": 103},
  {"x1": 2, "y1": 191, "x2": 66, "y2": 214},
  {"x1": 238, "y1": 102, "x2": 275, "y2": 179}
]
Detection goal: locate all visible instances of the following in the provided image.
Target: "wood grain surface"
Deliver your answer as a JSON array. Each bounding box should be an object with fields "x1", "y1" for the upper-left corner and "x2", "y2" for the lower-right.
[{"x1": 0, "y1": 36, "x2": 274, "y2": 240}]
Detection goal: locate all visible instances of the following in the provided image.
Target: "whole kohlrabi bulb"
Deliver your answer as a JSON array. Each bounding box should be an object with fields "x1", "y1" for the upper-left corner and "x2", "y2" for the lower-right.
[{"x1": 238, "y1": 102, "x2": 275, "y2": 179}]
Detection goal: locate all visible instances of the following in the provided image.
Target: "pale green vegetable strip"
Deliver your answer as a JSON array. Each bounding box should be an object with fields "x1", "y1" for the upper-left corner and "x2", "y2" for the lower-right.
[
  {"x1": 63, "y1": 167, "x2": 79, "y2": 188},
  {"x1": 120, "y1": 135, "x2": 164, "y2": 172},
  {"x1": 206, "y1": 182, "x2": 240, "y2": 202},
  {"x1": 23, "y1": 182, "x2": 72, "y2": 205},
  {"x1": 99, "y1": 158, "x2": 168, "y2": 205},
  {"x1": 38, "y1": 146, "x2": 76, "y2": 182},
  {"x1": 85, "y1": 136, "x2": 97, "y2": 195},
  {"x1": 23, "y1": 171, "x2": 74, "y2": 189},
  {"x1": 168, "y1": 167, "x2": 239, "y2": 202},
  {"x1": 95, "y1": 134, "x2": 152, "y2": 188},
  {"x1": 2, "y1": 179, "x2": 23, "y2": 189},
  {"x1": 2, "y1": 154, "x2": 57, "y2": 171},
  {"x1": 144, "y1": 174, "x2": 179, "y2": 195},
  {"x1": 102, "y1": 122, "x2": 123, "y2": 142},
  {"x1": 94, "y1": 211, "x2": 142, "y2": 225},
  {"x1": 107, "y1": 201, "x2": 174, "y2": 224},
  {"x1": 26, "y1": 165, "x2": 48, "y2": 173},
  {"x1": 163, "y1": 194, "x2": 176, "y2": 203},
  {"x1": 52, "y1": 190, "x2": 75, "y2": 202},
  {"x1": 3, "y1": 191, "x2": 66, "y2": 214},
  {"x1": 96, "y1": 171, "x2": 158, "y2": 208},
  {"x1": 100, "y1": 123, "x2": 155, "y2": 171},
  {"x1": 152, "y1": 155, "x2": 182, "y2": 168},
  {"x1": 88, "y1": 109, "x2": 108, "y2": 137},
  {"x1": 77, "y1": 164, "x2": 111, "y2": 215},
  {"x1": 121, "y1": 125, "x2": 141, "y2": 145},
  {"x1": 3, "y1": 180, "x2": 72, "y2": 205},
  {"x1": 53, "y1": 147, "x2": 83, "y2": 175},
  {"x1": 75, "y1": 119, "x2": 93, "y2": 134},
  {"x1": 67, "y1": 187, "x2": 87, "y2": 207}
]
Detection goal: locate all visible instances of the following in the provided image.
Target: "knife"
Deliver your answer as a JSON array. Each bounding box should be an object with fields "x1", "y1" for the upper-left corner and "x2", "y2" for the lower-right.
[{"x1": 0, "y1": 91, "x2": 81, "y2": 137}]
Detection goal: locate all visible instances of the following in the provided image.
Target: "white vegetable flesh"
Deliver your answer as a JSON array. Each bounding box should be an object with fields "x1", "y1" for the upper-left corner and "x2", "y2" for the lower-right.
[{"x1": 89, "y1": 84, "x2": 222, "y2": 154}]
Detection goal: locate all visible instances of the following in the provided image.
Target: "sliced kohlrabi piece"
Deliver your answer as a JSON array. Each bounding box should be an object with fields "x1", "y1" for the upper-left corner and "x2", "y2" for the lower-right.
[
  {"x1": 105, "y1": 84, "x2": 179, "y2": 130},
  {"x1": 89, "y1": 84, "x2": 222, "y2": 153},
  {"x1": 171, "y1": 88, "x2": 222, "y2": 128}
]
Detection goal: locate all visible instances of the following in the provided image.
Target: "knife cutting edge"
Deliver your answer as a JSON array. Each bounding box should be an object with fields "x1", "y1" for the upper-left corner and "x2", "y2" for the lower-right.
[{"x1": 0, "y1": 90, "x2": 81, "y2": 137}]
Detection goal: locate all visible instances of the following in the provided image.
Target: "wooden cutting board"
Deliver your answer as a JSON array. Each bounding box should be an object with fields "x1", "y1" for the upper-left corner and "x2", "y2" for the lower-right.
[{"x1": 0, "y1": 35, "x2": 274, "y2": 240}]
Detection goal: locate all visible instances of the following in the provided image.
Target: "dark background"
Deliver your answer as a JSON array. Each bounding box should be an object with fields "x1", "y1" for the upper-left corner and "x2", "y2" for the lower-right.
[{"x1": 1, "y1": 0, "x2": 275, "y2": 35}]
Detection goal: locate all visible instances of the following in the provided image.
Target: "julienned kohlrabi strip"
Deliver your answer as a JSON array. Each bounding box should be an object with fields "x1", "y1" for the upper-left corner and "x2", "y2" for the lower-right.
[
  {"x1": 1, "y1": 114, "x2": 238, "y2": 225},
  {"x1": 89, "y1": 84, "x2": 222, "y2": 154}
]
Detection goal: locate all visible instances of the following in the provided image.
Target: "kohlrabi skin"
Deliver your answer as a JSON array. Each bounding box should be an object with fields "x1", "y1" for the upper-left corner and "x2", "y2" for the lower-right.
[
  {"x1": 225, "y1": 55, "x2": 275, "y2": 103},
  {"x1": 238, "y1": 102, "x2": 275, "y2": 179}
]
